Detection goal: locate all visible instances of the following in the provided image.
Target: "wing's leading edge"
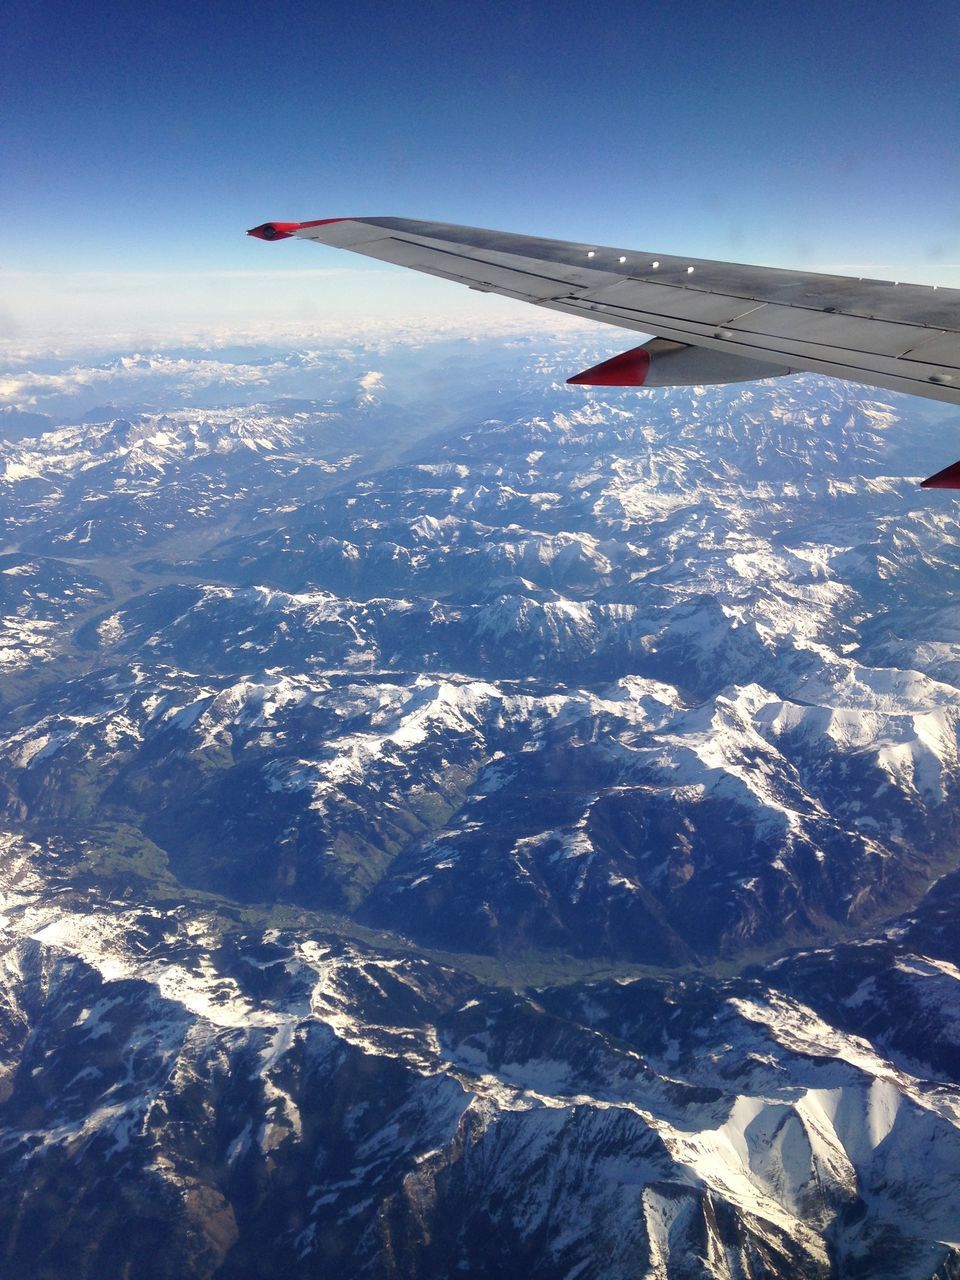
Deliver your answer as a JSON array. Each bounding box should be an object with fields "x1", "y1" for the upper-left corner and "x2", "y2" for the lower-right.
[{"x1": 248, "y1": 217, "x2": 960, "y2": 485}]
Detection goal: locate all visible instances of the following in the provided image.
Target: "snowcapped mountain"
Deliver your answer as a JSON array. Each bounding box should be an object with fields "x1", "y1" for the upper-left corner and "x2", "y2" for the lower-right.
[{"x1": 2, "y1": 335, "x2": 960, "y2": 1277}]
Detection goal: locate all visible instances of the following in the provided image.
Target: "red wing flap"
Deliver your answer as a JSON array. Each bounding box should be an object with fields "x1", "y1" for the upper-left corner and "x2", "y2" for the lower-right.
[
  {"x1": 567, "y1": 345, "x2": 651, "y2": 386},
  {"x1": 921, "y1": 459, "x2": 960, "y2": 489},
  {"x1": 567, "y1": 339, "x2": 792, "y2": 388}
]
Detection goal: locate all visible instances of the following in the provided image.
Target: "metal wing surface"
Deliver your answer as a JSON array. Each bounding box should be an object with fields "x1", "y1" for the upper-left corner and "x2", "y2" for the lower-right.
[{"x1": 250, "y1": 216, "x2": 960, "y2": 406}]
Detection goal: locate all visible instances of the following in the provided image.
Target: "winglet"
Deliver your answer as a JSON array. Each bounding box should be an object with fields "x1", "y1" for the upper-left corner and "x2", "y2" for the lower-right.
[
  {"x1": 567, "y1": 345, "x2": 651, "y2": 386},
  {"x1": 247, "y1": 222, "x2": 302, "y2": 241},
  {"x1": 247, "y1": 219, "x2": 349, "y2": 241},
  {"x1": 921, "y1": 459, "x2": 960, "y2": 489}
]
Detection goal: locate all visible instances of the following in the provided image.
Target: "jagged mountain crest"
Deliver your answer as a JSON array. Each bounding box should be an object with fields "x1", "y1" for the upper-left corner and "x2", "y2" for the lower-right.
[{"x1": 3, "y1": 338, "x2": 960, "y2": 1277}]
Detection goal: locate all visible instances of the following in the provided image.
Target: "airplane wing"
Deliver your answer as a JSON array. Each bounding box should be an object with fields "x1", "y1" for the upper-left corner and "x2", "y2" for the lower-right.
[{"x1": 248, "y1": 217, "x2": 960, "y2": 488}]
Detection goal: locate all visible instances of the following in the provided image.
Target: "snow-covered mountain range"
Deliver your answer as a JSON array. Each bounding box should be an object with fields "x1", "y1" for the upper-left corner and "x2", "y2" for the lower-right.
[{"x1": 2, "y1": 335, "x2": 960, "y2": 1277}]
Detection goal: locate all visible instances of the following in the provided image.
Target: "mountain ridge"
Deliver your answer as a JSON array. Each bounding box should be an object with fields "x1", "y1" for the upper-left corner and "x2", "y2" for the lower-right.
[{"x1": 3, "y1": 338, "x2": 960, "y2": 1276}]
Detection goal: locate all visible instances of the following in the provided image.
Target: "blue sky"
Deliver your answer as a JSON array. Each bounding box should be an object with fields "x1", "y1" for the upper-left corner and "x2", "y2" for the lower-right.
[{"x1": 3, "y1": 0, "x2": 959, "y2": 340}]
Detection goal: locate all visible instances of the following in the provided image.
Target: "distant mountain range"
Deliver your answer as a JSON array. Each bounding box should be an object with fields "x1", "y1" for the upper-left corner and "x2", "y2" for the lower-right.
[{"x1": 2, "y1": 338, "x2": 960, "y2": 1278}]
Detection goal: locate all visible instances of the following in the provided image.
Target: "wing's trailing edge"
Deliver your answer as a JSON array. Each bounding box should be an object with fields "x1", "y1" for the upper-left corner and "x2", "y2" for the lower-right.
[{"x1": 248, "y1": 217, "x2": 960, "y2": 486}]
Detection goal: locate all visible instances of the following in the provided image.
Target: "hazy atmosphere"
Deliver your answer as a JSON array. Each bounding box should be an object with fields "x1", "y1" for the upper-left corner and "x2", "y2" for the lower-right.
[{"x1": 3, "y1": 0, "x2": 959, "y2": 342}]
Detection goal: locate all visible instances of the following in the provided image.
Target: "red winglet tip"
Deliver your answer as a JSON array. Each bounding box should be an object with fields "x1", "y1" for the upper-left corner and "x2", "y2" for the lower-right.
[
  {"x1": 247, "y1": 222, "x2": 302, "y2": 241},
  {"x1": 921, "y1": 459, "x2": 960, "y2": 489},
  {"x1": 567, "y1": 345, "x2": 651, "y2": 387},
  {"x1": 247, "y1": 218, "x2": 350, "y2": 241}
]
